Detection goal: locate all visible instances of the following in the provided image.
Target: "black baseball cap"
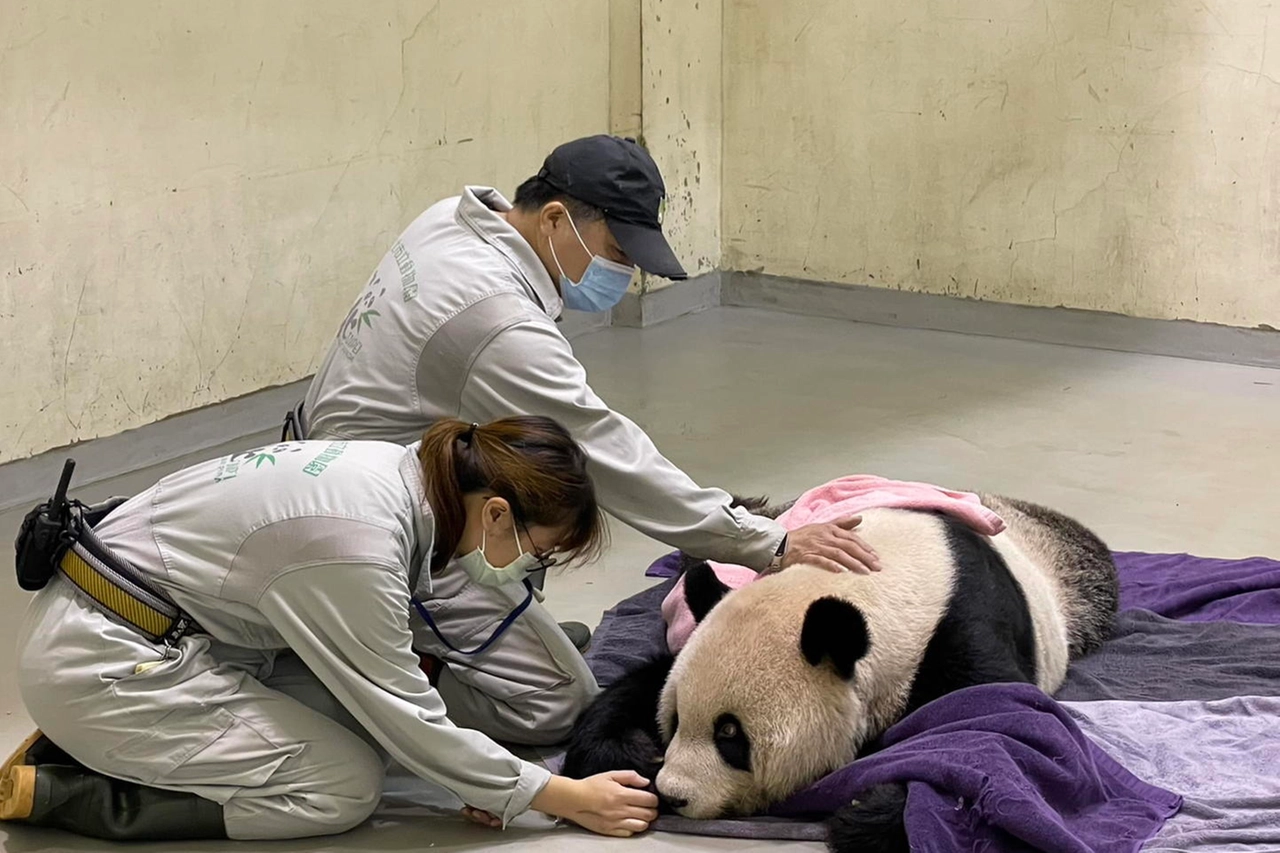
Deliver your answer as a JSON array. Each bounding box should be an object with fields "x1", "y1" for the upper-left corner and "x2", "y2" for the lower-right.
[{"x1": 537, "y1": 135, "x2": 688, "y2": 280}]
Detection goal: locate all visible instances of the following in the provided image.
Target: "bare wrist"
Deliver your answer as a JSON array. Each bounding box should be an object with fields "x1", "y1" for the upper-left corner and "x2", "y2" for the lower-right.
[
  {"x1": 764, "y1": 534, "x2": 788, "y2": 574},
  {"x1": 531, "y1": 775, "x2": 575, "y2": 819}
]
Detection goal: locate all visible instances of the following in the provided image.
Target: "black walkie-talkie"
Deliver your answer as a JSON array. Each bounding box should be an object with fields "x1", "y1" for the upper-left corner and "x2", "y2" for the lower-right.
[{"x1": 14, "y1": 459, "x2": 78, "y2": 591}]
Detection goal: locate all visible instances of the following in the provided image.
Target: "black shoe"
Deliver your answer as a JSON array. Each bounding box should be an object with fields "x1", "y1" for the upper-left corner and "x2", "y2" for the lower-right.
[
  {"x1": 560, "y1": 621, "x2": 592, "y2": 652},
  {"x1": 0, "y1": 731, "x2": 226, "y2": 840},
  {"x1": 2, "y1": 730, "x2": 80, "y2": 772}
]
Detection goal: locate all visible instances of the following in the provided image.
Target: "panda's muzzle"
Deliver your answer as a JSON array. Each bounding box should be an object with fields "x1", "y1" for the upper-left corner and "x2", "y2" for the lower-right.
[{"x1": 658, "y1": 793, "x2": 688, "y2": 813}]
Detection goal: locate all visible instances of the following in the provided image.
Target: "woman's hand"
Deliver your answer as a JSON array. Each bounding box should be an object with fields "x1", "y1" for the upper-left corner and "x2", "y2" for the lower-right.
[
  {"x1": 782, "y1": 516, "x2": 881, "y2": 573},
  {"x1": 461, "y1": 805, "x2": 501, "y2": 828},
  {"x1": 531, "y1": 771, "x2": 659, "y2": 837}
]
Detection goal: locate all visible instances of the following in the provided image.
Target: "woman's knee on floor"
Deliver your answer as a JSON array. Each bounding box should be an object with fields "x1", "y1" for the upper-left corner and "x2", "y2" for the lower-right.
[
  {"x1": 305, "y1": 738, "x2": 385, "y2": 835},
  {"x1": 224, "y1": 728, "x2": 386, "y2": 840}
]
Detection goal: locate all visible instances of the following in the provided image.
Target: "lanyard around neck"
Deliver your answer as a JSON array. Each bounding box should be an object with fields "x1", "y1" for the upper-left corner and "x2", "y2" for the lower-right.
[{"x1": 411, "y1": 579, "x2": 535, "y2": 656}]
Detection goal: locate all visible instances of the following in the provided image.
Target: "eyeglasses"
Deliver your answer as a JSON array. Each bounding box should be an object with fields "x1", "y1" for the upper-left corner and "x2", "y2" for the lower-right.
[{"x1": 516, "y1": 517, "x2": 559, "y2": 573}]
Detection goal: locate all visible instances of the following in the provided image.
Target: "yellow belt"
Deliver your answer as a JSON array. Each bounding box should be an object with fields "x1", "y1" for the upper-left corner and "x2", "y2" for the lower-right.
[{"x1": 57, "y1": 527, "x2": 198, "y2": 645}]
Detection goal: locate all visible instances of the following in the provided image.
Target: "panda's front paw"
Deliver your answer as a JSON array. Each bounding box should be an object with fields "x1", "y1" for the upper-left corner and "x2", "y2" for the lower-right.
[{"x1": 826, "y1": 783, "x2": 908, "y2": 853}]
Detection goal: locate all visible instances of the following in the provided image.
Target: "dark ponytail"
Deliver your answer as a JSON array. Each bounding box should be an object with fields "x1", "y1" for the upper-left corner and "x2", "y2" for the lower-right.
[{"x1": 418, "y1": 416, "x2": 606, "y2": 573}]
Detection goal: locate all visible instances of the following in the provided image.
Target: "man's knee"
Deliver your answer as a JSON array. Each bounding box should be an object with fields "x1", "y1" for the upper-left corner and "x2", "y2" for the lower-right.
[{"x1": 522, "y1": 673, "x2": 601, "y2": 745}]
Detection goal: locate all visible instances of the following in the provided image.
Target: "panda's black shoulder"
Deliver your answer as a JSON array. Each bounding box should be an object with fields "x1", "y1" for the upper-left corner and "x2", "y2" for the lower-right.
[{"x1": 561, "y1": 655, "x2": 674, "y2": 782}]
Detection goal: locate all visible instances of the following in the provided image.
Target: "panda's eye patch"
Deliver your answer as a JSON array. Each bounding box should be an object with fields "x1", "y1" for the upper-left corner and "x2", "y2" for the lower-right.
[{"x1": 713, "y1": 713, "x2": 751, "y2": 773}]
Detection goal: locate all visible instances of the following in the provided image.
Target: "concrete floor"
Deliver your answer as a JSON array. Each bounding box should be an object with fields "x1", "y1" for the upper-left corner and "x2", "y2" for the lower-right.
[{"x1": 1, "y1": 306, "x2": 1277, "y2": 852}]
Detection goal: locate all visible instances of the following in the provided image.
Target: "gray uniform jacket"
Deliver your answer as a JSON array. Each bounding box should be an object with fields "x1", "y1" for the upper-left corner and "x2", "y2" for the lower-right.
[
  {"x1": 89, "y1": 440, "x2": 549, "y2": 822},
  {"x1": 300, "y1": 187, "x2": 784, "y2": 570}
]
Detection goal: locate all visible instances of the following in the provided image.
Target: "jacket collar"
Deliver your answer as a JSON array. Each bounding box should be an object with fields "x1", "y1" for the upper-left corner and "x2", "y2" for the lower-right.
[{"x1": 455, "y1": 186, "x2": 563, "y2": 318}]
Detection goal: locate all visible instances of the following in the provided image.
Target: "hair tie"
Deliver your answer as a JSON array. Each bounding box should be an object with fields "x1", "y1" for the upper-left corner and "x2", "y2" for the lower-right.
[{"x1": 462, "y1": 423, "x2": 479, "y2": 446}]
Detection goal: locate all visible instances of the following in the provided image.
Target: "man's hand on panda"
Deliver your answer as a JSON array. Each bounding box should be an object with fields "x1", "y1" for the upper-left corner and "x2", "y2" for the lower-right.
[{"x1": 782, "y1": 516, "x2": 882, "y2": 574}]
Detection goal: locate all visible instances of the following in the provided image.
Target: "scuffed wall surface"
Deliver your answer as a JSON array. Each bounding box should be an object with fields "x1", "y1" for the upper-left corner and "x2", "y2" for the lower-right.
[
  {"x1": 722, "y1": 0, "x2": 1280, "y2": 329},
  {"x1": 611, "y1": 0, "x2": 644, "y2": 140},
  {"x1": 610, "y1": 0, "x2": 646, "y2": 297},
  {"x1": 0, "y1": 1, "x2": 609, "y2": 463},
  {"x1": 640, "y1": 0, "x2": 722, "y2": 290}
]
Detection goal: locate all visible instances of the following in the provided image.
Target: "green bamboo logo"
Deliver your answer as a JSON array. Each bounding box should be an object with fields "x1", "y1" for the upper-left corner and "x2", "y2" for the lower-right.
[
  {"x1": 214, "y1": 443, "x2": 298, "y2": 482},
  {"x1": 340, "y1": 274, "x2": 387, "y2": 359}
]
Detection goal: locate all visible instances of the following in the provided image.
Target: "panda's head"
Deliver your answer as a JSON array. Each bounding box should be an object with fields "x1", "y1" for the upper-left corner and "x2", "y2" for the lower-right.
[{"x1": 655, "y1": 563, "x2": 874, "y2": 818}]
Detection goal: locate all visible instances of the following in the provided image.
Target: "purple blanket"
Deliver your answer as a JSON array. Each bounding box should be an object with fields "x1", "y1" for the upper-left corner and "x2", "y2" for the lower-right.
[
  {"x1": 771, "y1": 684, "x2": 1180, "y2": 853},
  {"x1": 1113, "y1": 551, "x2": 1280, "y2": 624}
]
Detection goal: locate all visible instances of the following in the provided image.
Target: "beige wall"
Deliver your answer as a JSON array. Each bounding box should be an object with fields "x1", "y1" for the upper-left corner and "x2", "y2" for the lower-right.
[
  {"x1": 722, "y1": 0, "x2": 1280, "y2": 329},
  {"x1": 6, "y1": 1, "x2": 1274, "y2": 462},
  {"x1": 639, "y1": 0, "x2": 722, "y2": 290},
  {"x1": 0, "y1": 1, "x2": 610, "y2": 463}
]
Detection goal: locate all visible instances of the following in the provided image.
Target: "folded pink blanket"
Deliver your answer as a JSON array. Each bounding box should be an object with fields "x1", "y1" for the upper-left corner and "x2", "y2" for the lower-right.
[{"x1": 661, "y1": 475, "x2": 1007, "y2": 653}]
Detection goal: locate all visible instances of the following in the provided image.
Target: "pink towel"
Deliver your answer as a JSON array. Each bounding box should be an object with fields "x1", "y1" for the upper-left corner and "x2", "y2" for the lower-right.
[{"x1": 661, "y1": 475, "x2": 1006, "y2": 653}]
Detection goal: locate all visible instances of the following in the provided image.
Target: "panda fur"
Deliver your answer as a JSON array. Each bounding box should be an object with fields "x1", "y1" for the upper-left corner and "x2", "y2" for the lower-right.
[{"x1": 562, "y1": 493, "x2": 1118, "y2": 852}]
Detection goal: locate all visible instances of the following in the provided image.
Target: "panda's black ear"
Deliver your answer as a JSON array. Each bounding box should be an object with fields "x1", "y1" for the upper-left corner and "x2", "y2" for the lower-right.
[
  {"x1": 800, "y1": 597, "x2": 870, "y2": 681},
  {"x1": 729, "y1": 494, "x2": 771, "y2": 514},
  {"x1": 685, "y1": 561, "x2": 731, "y2": 623}
]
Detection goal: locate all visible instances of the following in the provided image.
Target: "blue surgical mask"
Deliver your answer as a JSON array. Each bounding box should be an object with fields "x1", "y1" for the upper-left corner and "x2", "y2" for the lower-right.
[{"x1": 549, "y1": 211, "x2": 636, "y2": 312}]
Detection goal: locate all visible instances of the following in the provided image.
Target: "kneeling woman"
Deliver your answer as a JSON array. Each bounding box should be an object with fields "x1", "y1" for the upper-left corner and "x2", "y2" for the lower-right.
[{"x1": 1, "y1": 417, "x2": 656, "y2": 841}]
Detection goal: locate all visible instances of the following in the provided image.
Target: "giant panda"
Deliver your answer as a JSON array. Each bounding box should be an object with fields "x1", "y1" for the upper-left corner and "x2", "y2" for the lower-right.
[{"x1": 562, "y1": 493, "x2": 1119, "y2": 852}]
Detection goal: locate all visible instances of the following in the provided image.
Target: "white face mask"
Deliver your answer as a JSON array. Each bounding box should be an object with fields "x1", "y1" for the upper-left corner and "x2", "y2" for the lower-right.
[
  {"x1": 455, "y1": 511, "x2": 547, "y2": 587},
  {"x1": 411, "y1": 510, "x2": 553, "y2": 656}
]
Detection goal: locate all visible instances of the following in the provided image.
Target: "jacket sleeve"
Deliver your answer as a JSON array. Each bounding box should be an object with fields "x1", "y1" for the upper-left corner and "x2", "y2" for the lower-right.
[
  {"x1": 457, "y1": 318, "x2": 785, "y2": 569},
  {"x1": 257, "y1": 561, "x2": 550, "y2": 825}
]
